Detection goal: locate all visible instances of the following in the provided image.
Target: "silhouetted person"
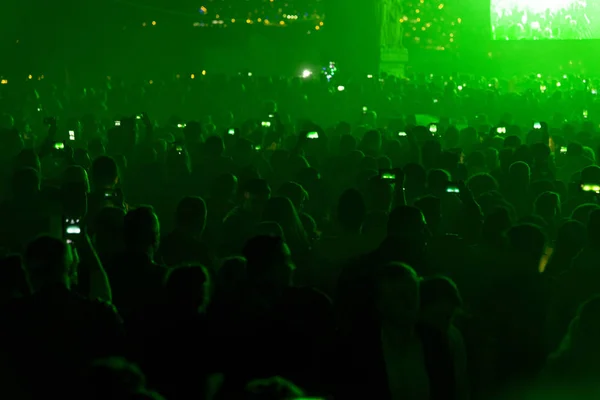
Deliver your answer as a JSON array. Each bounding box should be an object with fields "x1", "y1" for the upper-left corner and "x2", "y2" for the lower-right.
[
  {"x1": 0, "y1": 236, "x2": 123, "y2": 399},
  {"x1": 158, "y1": 196, "x2": 213, "y2": 268},
  {"x1": 105, "y1": 206, "x2": 167, "y2": 316}
]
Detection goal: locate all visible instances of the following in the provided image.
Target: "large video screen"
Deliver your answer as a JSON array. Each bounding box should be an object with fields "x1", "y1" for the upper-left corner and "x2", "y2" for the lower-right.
[{"x1": 491, "y1": 0, "x2": 600, "y2": 40}]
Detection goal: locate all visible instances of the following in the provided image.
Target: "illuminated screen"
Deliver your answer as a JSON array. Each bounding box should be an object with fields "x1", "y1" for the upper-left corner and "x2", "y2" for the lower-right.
[{"x1": 491, "y1": 0, "x2": 600, "y2": 40}]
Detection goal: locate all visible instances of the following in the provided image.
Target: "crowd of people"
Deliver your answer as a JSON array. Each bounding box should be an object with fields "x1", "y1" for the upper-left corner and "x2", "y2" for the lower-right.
[
  {"x1": 491, "y1": 1, "x2": 598, "y2": 40},
  {"x1": 2, "y1": 71, "x2": 600, "y2": 399}
]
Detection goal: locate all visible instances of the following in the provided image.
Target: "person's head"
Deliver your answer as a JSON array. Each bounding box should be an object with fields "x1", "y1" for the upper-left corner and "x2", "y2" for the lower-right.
[
  {"x1": 204, "y1": 135, "x2": 225, "y2": 157},
  {"x1": 360, "y1": 129, "x2": 382, "y2": 154},
  {"x1": 183, "y1": 121, "x2": 203, "y2": 145},
  {"x1": 175, "y1": 196, "x2": 207, "y2": 237},
  {"x1": 337, "y1": 188, "x2": 367, "y2": 233},
  {"x1": 277, "y1": 182, "x2": 308, "y2": 212},
  {"x1": 84, "y1": 357, "x2": 149, "y2": 400},
  {"x1": 242, "y1": 178, "x2": 271, "y2": 214},
  {"x1": 73, "y1": 148, "x2": 92, "y2": 171},
  {"x1": 92, "y1": 207, "x2": 125, "y2": 256},
  {"x1": 166, "y1": 145, "x2": 191, "y2": 175},
  {"x1": 25, "y1": 236, "x2": 75, "y2": 291},
  {"x1": 504, "y1": 135, "x2": 521, "y2": 149},
  {"x1": 244, "y1": 376, "x2": 304, "y2": 400},
  {"x1": 12, "y1": 167, "x2": 40, "y2": 198},
  {"x1": 420, "y1": 276, "x2": 462, "y2": 330},
  {"x1": 339, "y1": 134, "x2": 357, "y2": 154},
  {"x1": 15, "y1": 149, "x2": 41, "y2": 172},
  {"x1": 588, "y1": 209, "x2": 600, "y2": 247},
  {"x1": 91, "y1": 156, "x2": 119, "y2": 190},
  {"x1": 509, "y1": 161, "x2": 530, "y2": 186},
  {"x1": 243, "y1": 235, "x2": 294, "y2": 290},
  {"x1": 581, "y1": 165, "x2": 600, "y2": 185},
  {"x1": 507, "y1": 223, "x2": 547, "y2": 269},
  {"x1": 482, "y1": 206, "x2": 512, "y2": 244},
  {"x1": 210, "y1": 173, "x2": 238, "y2": 201},
  {"x1": 554, "y1": 219, "x2": 586, "y2": 258},
  {"x1": 0, "y1": 254, "x2": 30, "y2": 301},
  {"x1": 466, "y1": 173, "x2": 498, "y2": 198},
  {"x1": 535, "y1": 191, "x2": 561, "y2": 221},
  {"x1": 373, "y1": 262, "x2": 420, "y2": 327},
  {"x1": 216, "y1": 256, "x2": 247, "y2": 295},
  {"x1": 124, "y1": 206, "x2": 160, "y2": 255},
  {"x1": 63, "y1": 165, "x2": 91, "y2": 193},
  {"x1": 262, "y1": 197, "x2": 308, "y2": 252},
  {"x1": 366, "y1": 177, "x2": 395, "y2": 213},
  {"x1": 567, "y1": 142, "x2": 584, "y2": 158},
  {"x1": 164, "y1": 265, "x2": 211, "y2": 313},
  {"x1": 388, "y1": 206, "x2": 428, "y2": 243},
  {"x1": 427, "y1": 169, "x2": 451, "y2": 197}
]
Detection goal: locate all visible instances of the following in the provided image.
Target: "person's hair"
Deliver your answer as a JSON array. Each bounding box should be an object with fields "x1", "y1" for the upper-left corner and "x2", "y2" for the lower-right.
[
  {"x1": 12, "y1": 167, "x2": 40, "y2": 197},
  {"x1": 535, "y1": 191, "x2": 560, "y2": 220},
  {"x1": 420, "y1": 276, "x2": 462, "y2": 309},
  {"x1": 571, "y1": 203, "x2": 600, "y2": 225},
  {"x1": 427, "y1": 169, "x2": 451, "y2": 193},
  {"x1": 0, "y1": 254, "x2": 30, "y2": 300},
  {"x1": 204, "y1": 136, "x2": 225, "y2": 157},
  {"x1": 63, "y1": 165, "x2": 91, "y2": 193},
  {"x1": 467, "y1": 173, "x2": 499, "y2": 198},
  {"x1": 164, "y1": 265, "x2": 210, "y2": 311},
  {"x1": 24, "y1": 236, "x2": 71, "y2": 287},
  {"x1": 507, "y1": 223, "x2": 546, "y2": 265},
  {"x1": 242, "y1": 178, "x2": 271, "y2": 197},
  {"x1": 262, "y1": 197, "x2": 309, "y2": 256},
  {"x1": 244, "y1": 376, "x2": 304, "y2": 400},
  {"x1": 588, "y1": 209, "x2": 600, "y2": 245},
  {"x1": 175, "y1": 196, "x2": 207, "y2": 234},
  {"x1": 277, "y1": 182, "x2": 308, "y2": 211},
  {"x1": 124, "y1": 206, "x2": 160, "y2": 252},
  {"x1": 83, "y1": 357, "x2": 148, "y2": 400},
  {"x1": 210, "y1": 173, "x2": 238, "y2": 199},
  {"x1": 216, "y1": 257, "x2": 247, "y2": 294},
  {"x1": 15, "y1": 149, "x2": 40, "y2": 172},
  {"x1": 581, "y1": 165, "x2": 600, "y2": 184},
  {"x1": 388, "y1": 206, "x2": 426, "y2": 237},
  {"x1": 504, "y1": 135, "x2": 521, "y2": 149},
  {"x1": 337, "y1": 188, "x2": 367, "y2": 233},
  {"x1": 243, "y1": 235, "x2": 293, "y2": 287},
  {"x1": 91, "y1": 155, "x2": 119, "y2": 188},
  {"x1": 567, "y1": 142, "x2": 584, "y2": 157}
]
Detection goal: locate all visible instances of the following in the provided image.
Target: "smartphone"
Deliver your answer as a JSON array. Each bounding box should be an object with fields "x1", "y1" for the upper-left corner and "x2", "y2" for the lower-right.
[
  {"x1": 398, "y1": 131, "x2": 407, "y2": 137},
  {"x1": 380, "y1": 171, "x2": 396, "y2": 180},
  {"x1": 533, "y1": 122, "x2": 542, "y2": 130},
  {"x1": 175, "y1": 145, "x2": 183, "y2": 154},
  {"x1": 307, "y1": 132, "x2": 319, "y2": 139},
  {"x1": 429, "y1": 124, "x2": 438, "y2": 134},
  {"x1": 136, "y1": 114, "x2": 143, "y2": 120},
  {"x1": 433, "y1": 99, "x2": 439, "y2": 104},
  {"x1": 262, "y1": 121, "x2": 271, "y2": 128},
  {"x1": 268, "y1": 114, "x2": 275, "y2": 119},
  {"x1": 255, "y1": 145, "x2": 262, "y2": 151},
  {"x1": 68, "y1": 130, "x2": 75, "y2": 141},
  {"x1": 103, "y1": 190, "x2": 118, "y2": 199},
  {"x1": 228, "y1": 128, "x2": 235, "y2": 135},
  {"x1": 367, "y1": 74, "x2": 373, "y2": 79},
  {"x1": 592, "y1": 89, "x2": 598, "y2": 95},
  {"x1": 362, "y1": 106, "x2": 368, "y2": 113},
  {"x1": 54, "y1": 142, "x2": 65, "y2": 150},
  {"x1": 64, "y1": 217, "x2": 82, "y2": 243},
  {"x1": 584, "y1": 109, "x2": 589, "y2": 119},
  {"x1": 177, "y1": 123, "x2": 186, "y2": 129},
  {"x1": 446, "y1": 183, "x2": 460, "y2": 193},
  {"x1": 115, "y1": 120, "x2": 121, "y2": 127},
  {"x1": 581, "y1": 183, "x2": 600, "y2": 193},
  {"x1": 497, "y1": 127, "x2": 506, "y2": 134},
  {"x1": 560, "y1": 146, "x2": 567, "y2": 154}
]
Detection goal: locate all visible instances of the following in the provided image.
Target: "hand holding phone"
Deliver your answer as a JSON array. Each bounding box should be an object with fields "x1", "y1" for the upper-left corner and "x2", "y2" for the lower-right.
[
  {"x1": 306, "y1": 131, "x2": 319, "y2": 139},
  {"x1": 429, "y1": 124, "x2": 438, "y2": 134},
  {"x1": 533, "y1": 122, "x2": 542, "y2": 130},
  {"x1": 64, "y1": 217, "x2": 82, "y2": 244}
]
